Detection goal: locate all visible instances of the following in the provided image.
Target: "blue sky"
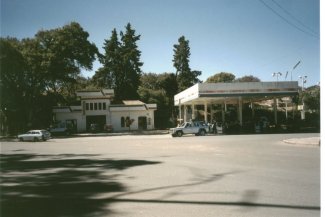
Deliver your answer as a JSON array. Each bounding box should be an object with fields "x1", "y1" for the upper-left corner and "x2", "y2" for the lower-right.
[{"x1": 1, "y1": 0, "x2": 320, "y2": 87}]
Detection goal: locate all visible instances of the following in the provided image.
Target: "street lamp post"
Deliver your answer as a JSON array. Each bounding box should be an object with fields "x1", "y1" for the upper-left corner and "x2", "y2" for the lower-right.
[
  {"x1": 299, "y1": 75, "x2": 307, "y2": 91},
  {"x1": 272, "y1": 72, "x2": 282, "y2": 82}
]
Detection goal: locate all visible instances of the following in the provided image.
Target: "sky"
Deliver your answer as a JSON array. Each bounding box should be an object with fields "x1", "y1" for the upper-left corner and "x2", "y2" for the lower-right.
[{"x1": 1, "y1": 0, "x2": 321, "y2": 87}]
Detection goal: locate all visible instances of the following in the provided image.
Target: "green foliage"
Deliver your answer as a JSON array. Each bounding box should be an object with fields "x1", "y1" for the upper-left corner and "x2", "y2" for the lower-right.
[
  {"x1": 303, "y1": 85, "x2": 320, "y2": 111},
  {"x1": 93, "y1": 23, "x2": 143, "y2": 102},
  {"x1": 93, "y1": 29, "x2": 120, "y2": 89},
  {"x1": 173, "y1": 36, "x2": 201, "y2": 91},
  {"x1": 138, "y1": 72, "x2": 177, "y2": 128},
  {"x1": 205, "y1": 72, "x2": 235, "y2": 83},
  {"x1": 0, "y1": 22, "x2": 98, "y2": 134},
  {"x1": 235, "y1": 75, "x2": 261, "y2": 82}
]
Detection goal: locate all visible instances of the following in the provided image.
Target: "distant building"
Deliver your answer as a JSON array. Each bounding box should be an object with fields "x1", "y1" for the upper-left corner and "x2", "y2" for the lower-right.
[{"x1": 52, "y1": 89, "x2": 157, "y2": 132}]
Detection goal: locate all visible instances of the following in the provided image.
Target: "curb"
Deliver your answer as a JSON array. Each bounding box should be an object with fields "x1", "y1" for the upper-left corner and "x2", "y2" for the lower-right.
[{"x1": 283, "y1": 137, "x2": 320, "y2": 146}]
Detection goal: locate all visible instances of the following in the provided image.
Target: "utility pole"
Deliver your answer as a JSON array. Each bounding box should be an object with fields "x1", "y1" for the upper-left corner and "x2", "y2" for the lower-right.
[{"x1": 299, "y1": 75, "x2": 307, "y2": 120}]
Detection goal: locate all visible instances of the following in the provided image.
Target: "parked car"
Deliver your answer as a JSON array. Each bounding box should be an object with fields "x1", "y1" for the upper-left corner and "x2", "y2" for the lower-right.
[
  {"x1": 170, "y1": 121, "x2": 209, "y2": 137},
  {"x1": 49, "y1": 122, "x2": 71, "y2": 136},
  {"x1": 18, "y1": 130, "x2": 51, "y2": 142}
]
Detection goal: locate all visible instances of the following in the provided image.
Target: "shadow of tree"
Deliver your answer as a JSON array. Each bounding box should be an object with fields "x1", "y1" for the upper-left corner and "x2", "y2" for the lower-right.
[{"x1": 0, "y1": 154, "x2": 161, "y2": 217}]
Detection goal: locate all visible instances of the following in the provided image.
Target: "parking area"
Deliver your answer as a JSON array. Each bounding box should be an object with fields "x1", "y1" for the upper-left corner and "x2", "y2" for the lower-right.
[{"x1": 0, "y1": 133, "x2": 320, "y2": 217}]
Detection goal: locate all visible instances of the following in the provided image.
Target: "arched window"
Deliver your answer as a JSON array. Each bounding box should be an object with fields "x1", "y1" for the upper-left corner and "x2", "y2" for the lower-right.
[{"x1": 121, "y1": 117, "x2": 125, "y2": 127}]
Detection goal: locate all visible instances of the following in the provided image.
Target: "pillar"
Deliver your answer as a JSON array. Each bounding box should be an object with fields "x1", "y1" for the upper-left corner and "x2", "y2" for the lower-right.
[
  {"x1": 238, "y1": 97, "x2": 243, "y2": 126},
  {"x1": 222, "y1": 103, "x2": 225, "y2": 122},
  {"x1": 179, "y1": 104, "x2": 182, "y2": 124},
  {"x1": 184, "y1": 105, "x2": 187, "y2": 122},
  {"x1": 273, "y1": 98, "x2": 278, "y2": 125},
  {"x1": 210, "y1": 104, "x2": 213, "y2": 122},
  {"x1": 251, "y1": 101, "x2": 255, "y2": 120},
  {"x1": 192, "y1": 103, "x2": 195, "y2": 120},
  {"x1": 204, "y1": 102, "x2": 208, "y2": 123}
]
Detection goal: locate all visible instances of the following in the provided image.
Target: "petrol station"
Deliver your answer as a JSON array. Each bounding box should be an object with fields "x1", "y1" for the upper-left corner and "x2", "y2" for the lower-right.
[{"x1": 174, "y1": 81, "x2": 299, "y2": 126}]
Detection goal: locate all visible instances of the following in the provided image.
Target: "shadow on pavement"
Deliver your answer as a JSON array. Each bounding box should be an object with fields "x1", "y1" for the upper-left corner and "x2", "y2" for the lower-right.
[{"x1": 0, "y1": 153, "x2": 161, "y2": 217}]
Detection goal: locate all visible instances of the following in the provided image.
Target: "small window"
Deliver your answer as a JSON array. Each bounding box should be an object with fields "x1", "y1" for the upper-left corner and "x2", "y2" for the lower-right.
[
  {"x1": 90, "y1": 103, "x2": 93, "y2": 110},
  {"x1": 121, "y1": 117, "x2": 125, "y2": 127},
  {"x1": 98, "y1": 103, "x2": 102, "y2": 110},
  {"x1": 94, "y1": 103, "x2": 97, "y2": 110},
  {"x1": 86, "y1": 103, "x2": 89, "y2": 110},
  {"x1": 103, "y1": 103, "x2": 106, "y2": 110}
]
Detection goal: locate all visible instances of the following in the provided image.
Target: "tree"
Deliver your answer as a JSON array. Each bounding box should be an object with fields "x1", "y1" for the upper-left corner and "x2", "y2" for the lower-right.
[
  {"x1": 118, "y1": 23, "x2": 143, "y2": 101},
  {"x1": 93, "y1": 29, "x2": 120, "y2": 89},
  {"x1": 94, "y1": 23, "x2": 143, "y2": 102},
  {"x1": 0, "y1": 38, "x2": 28, "y2": 134},
  {"x1": 173, "y1": 36, "x2": 201, "y2": 91},
  {"x1": 0, "y1": 22, "x2": 98, "y2": 132},
  {"x1": 303, "y1": 85, "x2": 320, "y2": 112},
  {"x1": 34, "y1": 22, "x2": 98, "y2": 93},
  {"x1": 205, "y1": 72, "x2": 235, "y2": 83},
  {"x1": 138, "y1": 72, "x2": 178, "y2": 128},
  {"x1": 235, "y1": 75, "x2": 261, "y2": 82}
]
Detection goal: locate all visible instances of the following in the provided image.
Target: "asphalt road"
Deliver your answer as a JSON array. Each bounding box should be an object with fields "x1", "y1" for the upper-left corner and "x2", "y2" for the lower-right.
[{"x1": 1, "y1": 133, "x2": 320, "y2": 217}]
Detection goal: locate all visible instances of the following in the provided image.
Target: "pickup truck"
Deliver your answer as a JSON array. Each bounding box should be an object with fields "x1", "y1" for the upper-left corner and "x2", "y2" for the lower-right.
[{"x1": 170, "y1": 121, "x2": 209, "y2": 137}]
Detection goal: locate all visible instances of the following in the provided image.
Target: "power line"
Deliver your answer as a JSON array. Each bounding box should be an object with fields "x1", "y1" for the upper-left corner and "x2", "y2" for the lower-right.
[
  {"x1": 259, "y1": 0, "x2": 319, "y2": 39},
  {"x1": 271, "y1": 0, "x2": 318, "y2": 35}
]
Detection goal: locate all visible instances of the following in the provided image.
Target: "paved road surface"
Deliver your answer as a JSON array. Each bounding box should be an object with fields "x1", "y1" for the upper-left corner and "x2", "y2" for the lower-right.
[{"x1": 1, "y1": 133, "x2": 320, "y2": 217}]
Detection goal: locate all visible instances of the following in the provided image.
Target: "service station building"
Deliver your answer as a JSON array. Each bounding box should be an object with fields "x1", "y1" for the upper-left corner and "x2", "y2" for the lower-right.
[{"x1": 174, "y1": 81, "x2": 299, "y2": 126}]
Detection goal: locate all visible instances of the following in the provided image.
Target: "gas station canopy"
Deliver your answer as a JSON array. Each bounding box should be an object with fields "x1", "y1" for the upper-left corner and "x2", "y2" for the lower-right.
[{"x1": 174, "y1": 81, "x2": 299, "y2": 106}]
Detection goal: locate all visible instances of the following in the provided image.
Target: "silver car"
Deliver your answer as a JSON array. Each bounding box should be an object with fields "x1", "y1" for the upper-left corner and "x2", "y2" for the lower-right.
[{"x1": 18, "y1": 130, "x2": 51, "y2": 142}]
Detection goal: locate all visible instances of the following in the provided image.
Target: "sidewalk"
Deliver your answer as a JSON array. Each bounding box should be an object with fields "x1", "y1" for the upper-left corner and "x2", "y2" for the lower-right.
[
  {"x1": 73, "y1": 129, "x2": 170, "y2": 137},
  {"x1": 283, "y1": 137, "x2": 320, "y2": 146}
]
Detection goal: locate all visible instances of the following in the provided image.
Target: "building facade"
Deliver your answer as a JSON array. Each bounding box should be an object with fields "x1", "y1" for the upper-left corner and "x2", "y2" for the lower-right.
[{"x1": 53, "y1": 89, "x2": 157, "y2": 132}]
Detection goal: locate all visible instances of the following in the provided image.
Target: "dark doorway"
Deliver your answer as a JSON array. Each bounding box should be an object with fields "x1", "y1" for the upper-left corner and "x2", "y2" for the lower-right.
[
  {"x1": 138, "y1": 116, "x2": 147, "y2": 130},
  {"x1": 86, "y1": 115, "x2": 106, "y2": 132}
]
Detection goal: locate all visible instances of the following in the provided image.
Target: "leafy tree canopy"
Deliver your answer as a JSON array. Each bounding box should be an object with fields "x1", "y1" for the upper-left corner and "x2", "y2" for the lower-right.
[
  {"x1": 205, "y1": 72, "x2": 235, "y2": 83},
  {"x1": 235, "y1": 75, "x2": 261, "y2": 82}
]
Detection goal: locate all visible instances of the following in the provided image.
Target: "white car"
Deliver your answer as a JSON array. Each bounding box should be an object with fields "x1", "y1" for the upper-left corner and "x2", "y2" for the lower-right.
[
  {"x1": 170, "y1": 121, "x2": 209, "y2": 137},
  {"x1": 18, "y1": 130, "x2": 51, "y2": 142}
]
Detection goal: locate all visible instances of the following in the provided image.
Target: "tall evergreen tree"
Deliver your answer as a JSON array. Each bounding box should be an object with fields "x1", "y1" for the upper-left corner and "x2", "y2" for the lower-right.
[
  {"x1": 173, "y1": 36, "x2": 201, "y2": 91},
  {"x1": 118, "y1": 23, "x2": 143, "y2": 101},
  {"x1": 93, "y1": 29, "x2": 120, "y2": 89},
  {"x1": 94, "y1": 24, "x2": 143, "y2": 102}
]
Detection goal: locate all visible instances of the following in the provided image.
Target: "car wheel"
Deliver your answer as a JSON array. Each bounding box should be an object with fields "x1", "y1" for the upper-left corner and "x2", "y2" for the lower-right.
[{"x1": 176, "y1": 131, "x2": 183, "y2": 137}]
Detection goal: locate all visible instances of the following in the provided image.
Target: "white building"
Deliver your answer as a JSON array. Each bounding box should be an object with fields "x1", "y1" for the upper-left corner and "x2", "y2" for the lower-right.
[
  {"x1": 53, "y1": 89, "x2": 157, "y2": 132},
  {"x1": 174, "y1": 81, "x2": 299, "y2": 125}
]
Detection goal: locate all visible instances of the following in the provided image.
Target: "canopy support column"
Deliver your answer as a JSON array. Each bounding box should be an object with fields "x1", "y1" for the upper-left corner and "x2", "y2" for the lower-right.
[
  {"x1": 238, "y1": 97, "x2": 243, "y2": 126},
  {"x1": 273, "y1": 98, "x2": 278, "y2": 125},
  {"x1": 204, "y1": 102, "x2": 208, "y2": 123},
  {"x1": 192, "y1": 103, "x2": 196, "y2": 120}
]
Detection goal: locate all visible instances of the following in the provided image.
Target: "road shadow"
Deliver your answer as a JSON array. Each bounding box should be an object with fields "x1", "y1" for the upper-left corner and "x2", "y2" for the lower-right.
[{"x1": 0, "y1": 153, "x2": 160, "y2": 217}]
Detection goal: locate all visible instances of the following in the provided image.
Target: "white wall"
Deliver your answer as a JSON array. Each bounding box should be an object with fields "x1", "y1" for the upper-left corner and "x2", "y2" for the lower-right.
[
  {"x1": 55, "y1": 112, "x2": 86, "y2": 132},
  {"x1": 110, "y1": 110, "x2": 155, "y2": 131}
]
